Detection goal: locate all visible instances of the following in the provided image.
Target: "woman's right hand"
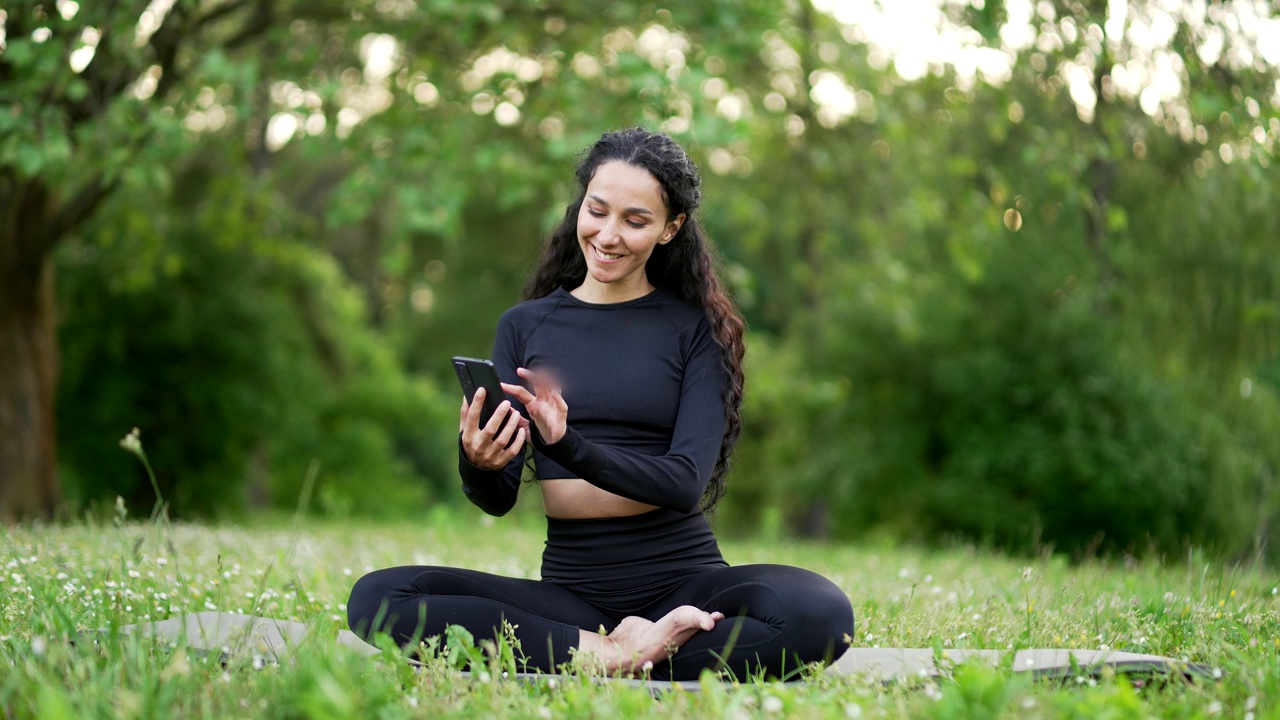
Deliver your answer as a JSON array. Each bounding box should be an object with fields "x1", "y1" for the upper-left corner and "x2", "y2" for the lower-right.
[{"x1": 459, "y1": 387, "x2": 529, "y2": 470}]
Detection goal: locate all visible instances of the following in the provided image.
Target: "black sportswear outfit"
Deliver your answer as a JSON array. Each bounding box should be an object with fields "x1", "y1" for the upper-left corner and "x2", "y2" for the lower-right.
[{"x1": 348, "y1": 288, "x2": 854, "y2": 679}]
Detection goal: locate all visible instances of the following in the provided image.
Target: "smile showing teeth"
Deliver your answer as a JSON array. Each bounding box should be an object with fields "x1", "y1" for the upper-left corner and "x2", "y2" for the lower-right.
[{"x1": 594, "y1": 246, "x2": 622, "y2": 260}]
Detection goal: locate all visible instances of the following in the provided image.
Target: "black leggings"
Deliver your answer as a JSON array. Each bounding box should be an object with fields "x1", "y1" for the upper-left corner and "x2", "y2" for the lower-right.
[{"x1": 347, "y1": 563, "x2": 854, "y2": 680}]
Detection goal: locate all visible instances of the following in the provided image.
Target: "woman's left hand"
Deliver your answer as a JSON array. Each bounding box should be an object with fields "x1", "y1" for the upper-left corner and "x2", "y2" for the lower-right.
[{"x1": 503, "y1": 367, "x2": 568, "y2": 444}]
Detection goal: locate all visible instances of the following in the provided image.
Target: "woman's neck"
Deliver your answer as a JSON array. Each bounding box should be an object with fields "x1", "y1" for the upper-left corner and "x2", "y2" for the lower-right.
[{"x1": 571, "y1": 276, "x2": 656, "y2": 304}]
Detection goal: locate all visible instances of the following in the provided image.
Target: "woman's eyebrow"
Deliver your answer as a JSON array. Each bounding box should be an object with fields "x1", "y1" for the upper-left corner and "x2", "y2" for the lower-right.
[{"x1": 587, "y1": 194, "x2": 655, "y2": 216}]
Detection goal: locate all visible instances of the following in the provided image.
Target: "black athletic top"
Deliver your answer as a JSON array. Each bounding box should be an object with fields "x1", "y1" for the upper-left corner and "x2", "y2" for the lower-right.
[{"x1": 459, "y1": 286, "x2": 728, "y2": 516}]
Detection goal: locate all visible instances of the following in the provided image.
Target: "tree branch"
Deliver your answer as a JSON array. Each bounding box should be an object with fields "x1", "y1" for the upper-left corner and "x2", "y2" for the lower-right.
[
  {"x1": 194, "y1": 0, "x2": 259, "y2": 31},
  {"x1": 224, "y1": 1, "x2": 277, "y2": 51},
  {"x1": 29, "y1": 175, "x2": 120, "y2": 261}
]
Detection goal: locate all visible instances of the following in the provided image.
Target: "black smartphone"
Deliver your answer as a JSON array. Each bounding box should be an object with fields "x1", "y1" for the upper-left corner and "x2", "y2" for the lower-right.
[{"x1": 452, "y1": 356, "x2": 506, "y2": 427}]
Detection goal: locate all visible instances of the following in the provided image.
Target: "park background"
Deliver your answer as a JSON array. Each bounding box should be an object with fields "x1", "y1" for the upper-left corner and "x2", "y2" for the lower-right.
[{"x1": 3, "y1": 0, "x2": 1280, "y2": 563}]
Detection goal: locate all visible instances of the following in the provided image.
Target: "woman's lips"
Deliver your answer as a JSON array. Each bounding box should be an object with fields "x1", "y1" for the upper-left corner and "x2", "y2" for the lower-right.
[{"x1": 592, "y1": 244, "x2": 623, "y2": 262}]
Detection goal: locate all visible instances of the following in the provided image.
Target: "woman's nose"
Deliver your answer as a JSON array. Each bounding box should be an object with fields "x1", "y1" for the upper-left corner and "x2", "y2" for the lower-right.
[{"x1": 597, "y1": 217, "x2": 621, "y2": 244}]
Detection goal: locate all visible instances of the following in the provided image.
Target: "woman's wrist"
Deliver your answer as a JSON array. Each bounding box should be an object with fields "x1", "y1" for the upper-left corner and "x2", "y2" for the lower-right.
[{"x1": 536, "y1": 420, "x2": 565, "y2": 445}]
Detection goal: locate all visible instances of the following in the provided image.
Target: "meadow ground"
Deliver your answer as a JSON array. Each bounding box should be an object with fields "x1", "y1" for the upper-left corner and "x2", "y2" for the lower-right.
[{"x1": 2, "y1": 503, "x2": 1278, "y2": 719}]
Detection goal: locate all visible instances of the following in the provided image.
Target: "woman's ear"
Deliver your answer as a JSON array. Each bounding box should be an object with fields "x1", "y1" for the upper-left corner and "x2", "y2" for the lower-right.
[{"x1": 660, "y1": 213, "x2": 687, "y2": 244}]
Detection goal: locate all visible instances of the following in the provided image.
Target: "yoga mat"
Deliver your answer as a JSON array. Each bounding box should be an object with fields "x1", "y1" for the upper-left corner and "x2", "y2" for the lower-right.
[{"x1": 107, "y1": 612, "x2": 1217, "y2": 684}]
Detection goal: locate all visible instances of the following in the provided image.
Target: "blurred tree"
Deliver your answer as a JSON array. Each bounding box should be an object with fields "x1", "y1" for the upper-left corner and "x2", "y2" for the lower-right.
[
  {"x1": 0, "y1": 0, "x2": 786, "y2": 518},
  {"x1": 56, "y1": 143, "x2": 461, "y2": 516},
  {"x1": 4, "y1": 0, "x2": 1277, "y2": 558},
  {"x1": 708, "y1": 0, "x2": 1280, "y2": 555},
  {"x1": 0, "y1": 0, "x2": 277, "y2": 519}
]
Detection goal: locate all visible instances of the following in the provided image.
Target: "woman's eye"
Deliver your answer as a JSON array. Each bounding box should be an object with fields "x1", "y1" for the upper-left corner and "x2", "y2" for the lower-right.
[
  {"x1": 587, "y1": 209, "x2": 605, "y2": 218},
  {"x1": 626, "y1": 220, "x2": 646, "y2": 229}
]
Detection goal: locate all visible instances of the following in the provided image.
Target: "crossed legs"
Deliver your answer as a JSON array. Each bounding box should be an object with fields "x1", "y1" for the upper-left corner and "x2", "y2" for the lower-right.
[{"x1": 346, "y1": 563, "x2": 854, "y2": 680}]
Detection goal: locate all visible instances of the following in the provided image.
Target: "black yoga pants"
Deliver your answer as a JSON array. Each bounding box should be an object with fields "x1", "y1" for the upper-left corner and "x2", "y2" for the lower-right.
[{"x1": 347, "y1": 563, "x2": 854, "y2": 681}]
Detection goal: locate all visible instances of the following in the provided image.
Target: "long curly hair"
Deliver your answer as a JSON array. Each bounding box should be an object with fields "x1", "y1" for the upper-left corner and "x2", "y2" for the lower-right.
[{"x1": 524, "y1": 127, "x2": 746, "y2": 512}]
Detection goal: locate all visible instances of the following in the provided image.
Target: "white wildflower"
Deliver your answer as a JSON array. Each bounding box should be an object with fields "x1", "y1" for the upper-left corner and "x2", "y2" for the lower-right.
[{"x1": 119, "y1": 428, "x2": 143, "y2": 455}]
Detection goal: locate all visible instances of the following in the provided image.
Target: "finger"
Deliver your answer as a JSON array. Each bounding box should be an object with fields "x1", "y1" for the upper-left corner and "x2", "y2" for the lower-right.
[
  {"x1": 461, "y1": 396, "x2": 478, "y2": 432},
  {"x1": 711, "y1": 612, "x2": 725, "y2": 621},
  {"x1": 493, "y1": 403, "x2": 523, "y2": 446},
  {"x1": 502, "y1": 382, "x2": 536, "y2": 405},
  {"x1": 493, "y1": 426, "x2": 526, "y2": 464},
  {"x1": 468, "y1": 387, "x2": 486, "y2": 423},
  {"x1": 462, "y1": 391, "x2": 485, "y2": 434},
  {"x1": 517, "y1": 367, "x2": 556, "y2": 394},
  {"x1": 481, "y1": 400, "x2": 512, "y2": 437}
]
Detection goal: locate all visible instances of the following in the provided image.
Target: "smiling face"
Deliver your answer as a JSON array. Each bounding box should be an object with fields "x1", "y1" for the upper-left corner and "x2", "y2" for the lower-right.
[{"x1": 573, "y1": 161, "x2": 685, "y2": 303}]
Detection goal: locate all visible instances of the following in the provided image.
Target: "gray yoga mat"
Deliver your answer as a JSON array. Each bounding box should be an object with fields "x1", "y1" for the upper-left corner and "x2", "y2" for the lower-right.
[{"x1": 108, "y1": 612, "x2": 1216, "y2": 684}]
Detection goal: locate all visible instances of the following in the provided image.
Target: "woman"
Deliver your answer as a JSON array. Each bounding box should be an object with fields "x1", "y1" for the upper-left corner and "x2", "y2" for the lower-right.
[{"x1": 348, "y1": 128, "x2": 854, "y2": 680}]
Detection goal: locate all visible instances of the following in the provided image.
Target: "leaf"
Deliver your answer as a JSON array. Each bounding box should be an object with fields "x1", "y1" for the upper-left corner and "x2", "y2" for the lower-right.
[
  {"x1": 15, "y1": 144, "x2": 44, "y2": 176},
  {"x1": 65, "y1": 79, "x2": 89, "y2": 103}
]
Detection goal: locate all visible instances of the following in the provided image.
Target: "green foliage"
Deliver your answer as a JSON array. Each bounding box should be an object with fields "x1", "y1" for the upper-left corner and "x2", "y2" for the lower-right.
[
  {"x1": 812, "y1": 252, "x2": 1242, "y2": 557},
  {"x1": 55, "y1": 147, "x2": 456, "y2": 518},
  {"x1": 712, "y1": 3, "x2": 1280, "y2": 560},
  {"x1": 6, "y1": 0, "x2": 1278, "y2": 557},
  {"x1": 927, "y1": 661, "x2": 1021, "y2": 719}
]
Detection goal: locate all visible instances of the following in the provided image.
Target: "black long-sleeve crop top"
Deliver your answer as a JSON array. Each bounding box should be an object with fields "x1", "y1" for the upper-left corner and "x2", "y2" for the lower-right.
[{"x1": 458, "y1": 287, "x2": 728, "y2": 516}]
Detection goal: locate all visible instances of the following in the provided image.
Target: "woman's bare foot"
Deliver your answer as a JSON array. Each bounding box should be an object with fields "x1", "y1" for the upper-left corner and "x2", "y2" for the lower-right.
[{"x1": 577, "y1": 605, "x2": 725, "y2": 676}]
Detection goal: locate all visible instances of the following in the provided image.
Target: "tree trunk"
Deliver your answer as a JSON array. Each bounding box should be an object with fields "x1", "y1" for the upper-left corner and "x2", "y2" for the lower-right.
[{"x1": 0, "y1": 233, "x2": 61, "y2": 521}]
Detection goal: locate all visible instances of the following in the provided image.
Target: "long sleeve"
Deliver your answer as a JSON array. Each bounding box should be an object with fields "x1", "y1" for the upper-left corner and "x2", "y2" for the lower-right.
[
  {"x1": 531, "y1": 317, "x2": 727, "y2": 514},
  {"x1": 458, "y1": 439, "x2": 521, "y2": 516},
  {"x1": 457, "y1": 313, "x2": 527, "y2": 516}
]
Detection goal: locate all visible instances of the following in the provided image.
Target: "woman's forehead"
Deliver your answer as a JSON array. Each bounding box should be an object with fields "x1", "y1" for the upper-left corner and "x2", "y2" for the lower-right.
[{"x1": 586, "y1": 161, "x2": 667, "y2": 214}]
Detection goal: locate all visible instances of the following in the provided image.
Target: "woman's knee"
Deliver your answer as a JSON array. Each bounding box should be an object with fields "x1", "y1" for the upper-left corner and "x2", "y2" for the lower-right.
[
  {"x1": 769, "y1": 566, "x2": 855, "y2": 662},
  {"x1": 346, "y1": 567, "x2": 410, "y2": 637}
]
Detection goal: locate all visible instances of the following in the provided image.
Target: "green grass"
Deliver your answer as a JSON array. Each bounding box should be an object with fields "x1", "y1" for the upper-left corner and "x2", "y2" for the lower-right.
[{"x1": 2, "y1": 502, "x2": 1278, "y2": 719}]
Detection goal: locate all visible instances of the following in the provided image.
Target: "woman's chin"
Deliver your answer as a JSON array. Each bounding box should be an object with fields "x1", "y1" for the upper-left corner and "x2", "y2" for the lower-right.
[{"x1": 586, "y1": 268, "x2": 621, "y2": 285}]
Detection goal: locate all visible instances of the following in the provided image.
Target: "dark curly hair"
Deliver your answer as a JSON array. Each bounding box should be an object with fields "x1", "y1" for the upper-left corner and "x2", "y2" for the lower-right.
[{"x1": 524, "y1": 127, "x2": 746, "y2": 512}]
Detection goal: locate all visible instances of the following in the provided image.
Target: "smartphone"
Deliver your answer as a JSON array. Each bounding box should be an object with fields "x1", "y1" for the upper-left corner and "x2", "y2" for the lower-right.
[{"x1": 451, "y1": 356, "x2": 506, "y2": 428}]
